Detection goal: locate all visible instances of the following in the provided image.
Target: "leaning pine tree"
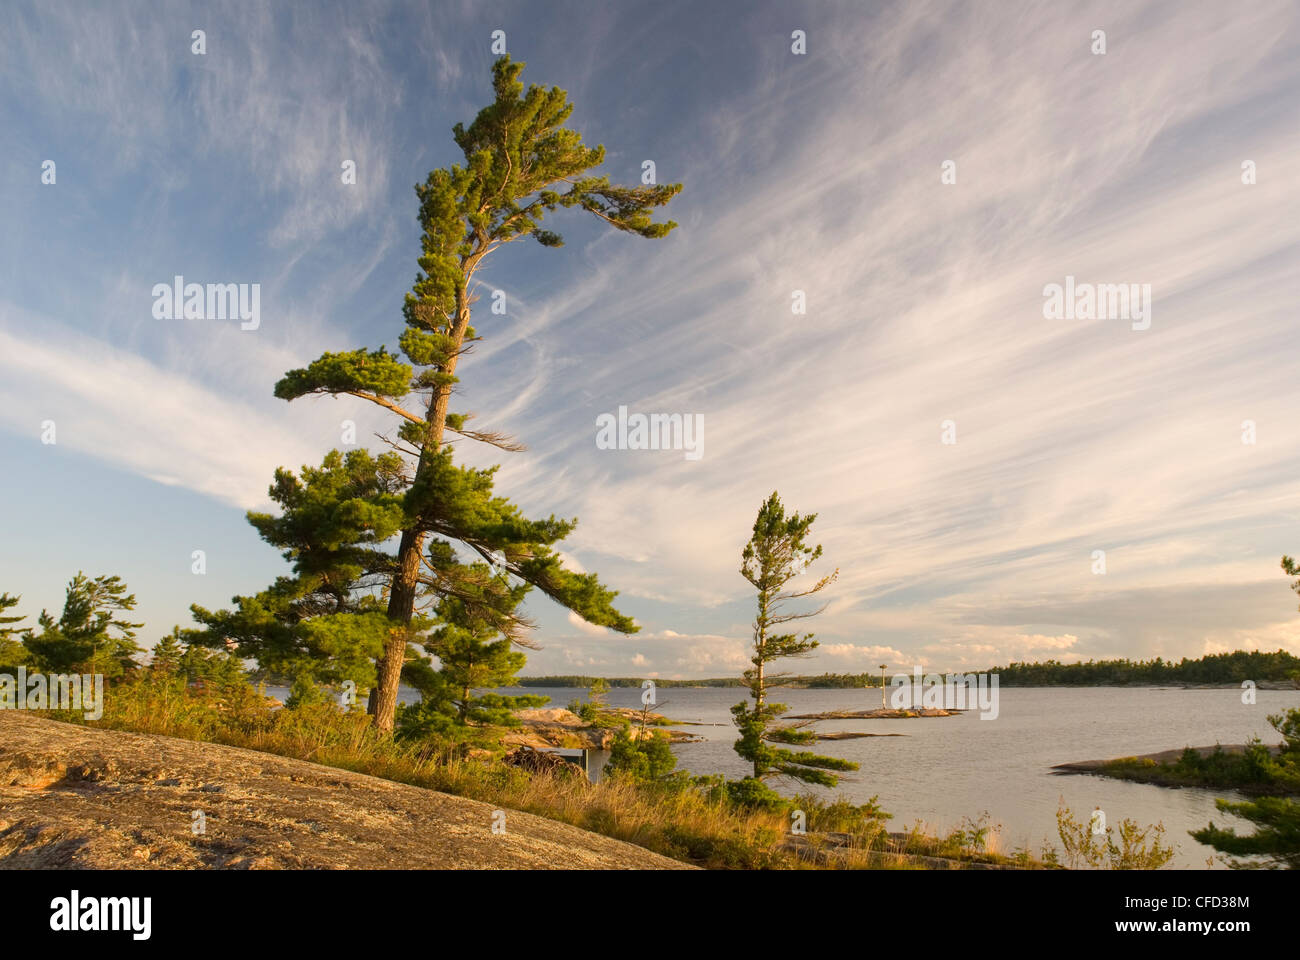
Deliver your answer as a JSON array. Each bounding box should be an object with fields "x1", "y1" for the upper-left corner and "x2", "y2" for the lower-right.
[
  {"x1": 267, "y1": 55, "x2": 681, "y2": 731},
  {"x1": 24, "y1": 573, "x2": 143, "y2": 680},
  {"x1": 730, "y1": 492, "x2": 857, "y2": 805}
]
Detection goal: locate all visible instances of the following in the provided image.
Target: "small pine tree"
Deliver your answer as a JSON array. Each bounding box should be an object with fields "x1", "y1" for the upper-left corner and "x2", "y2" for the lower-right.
[
  {"x1": 172, "y1": 642, "x2": 249, "y2": 704},
  {"x1": 23, "y1": 573, "x2": 143, "y2": 679},
  {"x1": 730, "y1": 493, "x2": 857, "y2": 802},
  {"x1": 0, "y1": 592, "x2": 23, "y2": 637},
  {"x1": 604, "y1": 727, "x2": 679, "y2": 782},
  {"x1": 570, "y1": 677, "x2": 611, "y2": 723},
  {"x1": 285, "y1": 674, "x2": 330, "y2": 709},
  {"x1": 398, "y1": 591, "x2": 547, "y2": 738},
  {"x1": 150, "y1": 626, "x2": 185, "y2": 674},
  {"x1": 0, "y1": 593, "x2": 28, "y2": 676}
]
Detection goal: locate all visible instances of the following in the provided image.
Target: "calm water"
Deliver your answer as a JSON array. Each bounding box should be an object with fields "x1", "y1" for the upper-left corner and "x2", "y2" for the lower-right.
[
  {"x1": 265, "y1": 681, "x2": 1298, "y2": 867},
  {"x1": 504, "y1": 684, "x2": 1300, "y2": 868}
]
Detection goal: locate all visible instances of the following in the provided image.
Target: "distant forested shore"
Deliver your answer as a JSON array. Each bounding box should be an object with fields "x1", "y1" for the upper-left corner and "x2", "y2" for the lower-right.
[
  {"x1": 986, "y1": 650, "x2": 1300, "y2": 686},
  {"x1": 518, "y1": 650, "x2": 1300, "y2": 689}
]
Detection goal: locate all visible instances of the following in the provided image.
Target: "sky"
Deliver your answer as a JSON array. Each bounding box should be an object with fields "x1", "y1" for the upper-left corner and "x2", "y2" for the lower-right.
[{"x1": 2, "y1": 0, "x2": 1299, "y2": 679}]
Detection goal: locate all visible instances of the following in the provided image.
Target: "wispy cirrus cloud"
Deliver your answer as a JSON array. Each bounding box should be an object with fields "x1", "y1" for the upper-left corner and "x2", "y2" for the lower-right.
[
  {"x1": 467, "y1": 1, "x2": 1300, "y2": 668},
  {"x1": 3, "y1": 1, "x2": 1299, "y2": 671}
]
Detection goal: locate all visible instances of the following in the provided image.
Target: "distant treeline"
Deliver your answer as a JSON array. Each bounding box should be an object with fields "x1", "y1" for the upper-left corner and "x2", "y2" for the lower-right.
[
  {"x1": 516, "y1": 673, "x2": 878, "y2": 689},
  {"x1": 986, "y1": 650, "x2": 1300, "y2": 686},
  {"x1": 519, "y1": 651, "x2": 1300, "y2": 689},
  {"x1": 517, "y1": 676, "x2": 741, "y2": 688}
]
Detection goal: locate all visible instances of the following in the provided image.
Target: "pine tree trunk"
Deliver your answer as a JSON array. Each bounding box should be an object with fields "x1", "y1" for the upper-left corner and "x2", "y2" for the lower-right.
[
  {"x1": 368, "y1": 270, "x2": 478, "y2": 732},
  {"x1": 753, "y1": 654, "x2": 764, "y2": 779},
  {"x1": 371, "y1": 527, "x2": 426, "y2": 731},
  {"x1": 753, "y1": 584, "x2": 767, "y2": 779}
]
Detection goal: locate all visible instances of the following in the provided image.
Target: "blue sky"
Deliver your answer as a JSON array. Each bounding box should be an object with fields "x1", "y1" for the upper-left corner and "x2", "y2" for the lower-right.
[{"x1": 2, "y1": 0, "x2": 1299, "y2": 678}]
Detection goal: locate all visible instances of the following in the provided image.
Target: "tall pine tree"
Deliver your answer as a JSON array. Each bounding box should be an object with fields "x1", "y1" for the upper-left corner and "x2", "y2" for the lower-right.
[
  {"x1": 731, "y1": 493, "x2": 856, "y2": 799},
  {"x1": 271, "y1": 55, "x2": 681, "y2": 730}
]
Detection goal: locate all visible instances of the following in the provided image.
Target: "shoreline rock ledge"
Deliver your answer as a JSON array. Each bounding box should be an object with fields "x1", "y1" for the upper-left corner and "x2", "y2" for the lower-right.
[{"x1": 0, "y1": 712, "x2": 691, "y2": 870}]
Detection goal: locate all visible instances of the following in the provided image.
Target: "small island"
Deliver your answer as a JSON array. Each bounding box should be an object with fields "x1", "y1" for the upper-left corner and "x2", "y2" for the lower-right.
[{"x1": 1053, "y1": 741, "x2": 1298, "y2": 796}]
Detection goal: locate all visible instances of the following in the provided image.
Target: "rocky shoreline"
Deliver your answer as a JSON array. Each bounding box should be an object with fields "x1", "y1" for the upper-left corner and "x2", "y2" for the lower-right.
[
  {"x1": 502, "y1": 707, "x2": 702, "y2": 750},
  {"x1": 784, "y1": 708, "x2": 963, "y2": 720},
  {"x1": 1051, "y1": 743, "x2": 1294, "y2": 795},
  {"x1": 0, "y1": 712, "x2": 691, "y2": 869},
  {"x1": 1052, "y1": 743, "x2": 1284, "y2": 774}
]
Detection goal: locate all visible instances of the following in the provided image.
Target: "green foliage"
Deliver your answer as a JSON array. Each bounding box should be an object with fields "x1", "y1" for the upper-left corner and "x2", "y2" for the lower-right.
[
  {"x1": 521, "y1": 653, "x2": 1300, "y2": 688},
  {"x1": 796, "y1": 793, "x2": 892, "y2": 837},
  {"x1": 731, "y1": 492, "x2": 856, "y2": 788},
  {"x1": 1100, "y1": 709, "x2": 1300, "y2": 795},
  {"x1": 1275, "y1": 706, "x2": 1300, "y2": 752},
  {"x1": 404, "y1": 451, "x2": 638, "y2": 635},
  {"x1": 1173, "y1": 740, "x2": 1282, "y2": 786},
  {"x1": 604, "y1": 727, "x2": 680, "y2": 782},
  {"x1": 1283, "y1": 554, "x2": 1300, "y2": 610},
  {"x1": 724, "y1": 777, "x2": 788, "y2": 812},
  {"x1": 1189, "y1": 566, "x2": 1300, "y2": 866},
  {"x1": 444, "y1": 55, "x2": 680, "y2": 252},
  {"x1": 191, "y1": 449, "x2": 411, "y2": 689},
  {"x1": 987, "y1": 649, "x2": 1300, "y2": 686},
  {"x1": 800, "y1": 673, "x2": 872, "y2": 688},
  {"x1": 1190, "y1": 707, "x2": 1300, "y2": 868},
  {"x1": 1055, "y1": 800, "x2": 1175, "y2": 869},
  {"x1": 176, "y1": 642, "x2": 248, "y2": 690},
  {"x1": 150, "y1": 626, "x2": 185, "y2": 674},
  {"x1": 274, "y1": 347, "x2": 413, "y2": 403},
  {"x1": 0, "y1": 593, "x2": 29, "y2": 675},
  {"x1": 395, "y1": 697, "x2": 512, "y2": 749},
  {"x1": 534, "y1": 675, "x2": 734, "y2": 688},
  {"x1": 127, "y1": 623, "x2": 248, "y2": 697},
  {"x1": 286, "y1": 674, "x2": 331, "y2": 710},
  {"x1": 0, "y1": 592, "x2": 23, "y2": 637},
  {"x1": 569, "y1": 677, "x2": 615, "y2": 724},
  {"x1": 402, "y1": 590, "x2": 550, "y2": 731},
  {"x1": 22, "y1": 573, "x2": 143, "y2": 679},
  {"x1": 249, "y1": 448, "x2": 407, "y2": 564},
  {"x1": 1192, "y1": 796, "x2": 1300, "y2": 869},
  {"x1": 0, "y1": 635, "x2": 28, "y2": 676}
]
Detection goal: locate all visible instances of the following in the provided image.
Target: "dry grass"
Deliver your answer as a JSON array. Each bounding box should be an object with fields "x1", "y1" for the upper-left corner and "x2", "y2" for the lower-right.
[
  {"x1": 42, "y1": 676, "x2": 799, "y2": 868},
  {"x1": 42, "y1": 675, "x2": 1052, "y2": 869}
]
